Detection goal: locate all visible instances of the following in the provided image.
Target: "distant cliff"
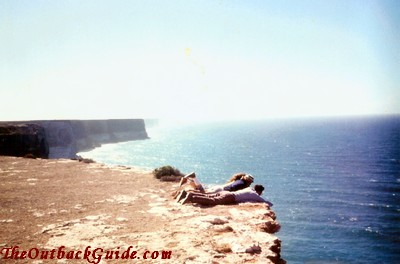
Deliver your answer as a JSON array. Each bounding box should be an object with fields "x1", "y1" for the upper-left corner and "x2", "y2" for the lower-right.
[
  {"x1": 0, "y1": 124, "x2": 49, "y2": 158},
  {"x1": 0, "y1": 119, "x2": 148, "y2": 159}
]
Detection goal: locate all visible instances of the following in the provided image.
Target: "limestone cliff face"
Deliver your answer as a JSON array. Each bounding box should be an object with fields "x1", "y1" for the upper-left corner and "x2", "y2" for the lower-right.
[
  {"x1": 0, "y1": 119, "x2": 148, "y2": 159},
  {"x1": 0, "y1": 124, "x2": 49, "y2": 158}
]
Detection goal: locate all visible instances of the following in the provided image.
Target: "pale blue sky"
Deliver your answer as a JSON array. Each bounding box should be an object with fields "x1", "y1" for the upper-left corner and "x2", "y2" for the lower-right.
[{"x1": 0, "y1": 0, "x2": 399, "y2": 121}]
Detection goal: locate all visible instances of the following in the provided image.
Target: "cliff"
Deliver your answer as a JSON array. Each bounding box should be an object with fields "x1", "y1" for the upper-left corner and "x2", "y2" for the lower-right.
[
  {"x1": 0, "y1": 119, "x2": 148, "y2": 159},
  {"x1": 0, "y1": 124, "x2": 49, "y2": 158},
  {"x1": 0, "y1": 156, "x2": 285, "y2": 263}
]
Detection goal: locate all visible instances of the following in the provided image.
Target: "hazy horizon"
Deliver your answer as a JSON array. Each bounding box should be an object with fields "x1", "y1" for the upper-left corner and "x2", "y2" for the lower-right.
[
  {"x1": 1, "y1": 0, "x2": 399, "y2": 122},
  {"x1": 0, "y1": 113, "x2": 400, "y2": 127}
]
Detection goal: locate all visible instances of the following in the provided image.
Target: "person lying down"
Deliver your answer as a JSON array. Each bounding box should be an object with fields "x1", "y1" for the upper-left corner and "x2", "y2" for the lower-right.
[
  {"x1": 172, "y1": 172, "x2": 273, "y2": 206},
  {"x1": 172, "y1": 172, "x2": 254, "y2": 199},
  {"x1": 176, "y1": 184, "x2": 273, "y2": 207}
]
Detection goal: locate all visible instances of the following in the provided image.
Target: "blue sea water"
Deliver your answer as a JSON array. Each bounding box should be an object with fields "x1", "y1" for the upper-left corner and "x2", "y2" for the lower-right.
[{"x1": 80, "y1": 115, "x2": 400, "y2": 263}]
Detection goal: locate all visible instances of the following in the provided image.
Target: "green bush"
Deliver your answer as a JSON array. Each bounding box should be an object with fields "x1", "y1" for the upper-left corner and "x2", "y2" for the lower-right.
[{"x1": 152, "y1": 165, "x2": 183, "y2": 179}]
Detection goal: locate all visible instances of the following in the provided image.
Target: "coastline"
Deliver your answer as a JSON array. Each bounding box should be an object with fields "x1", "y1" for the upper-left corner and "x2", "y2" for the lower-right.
[
  {"x1": 0, "y1": 156, "x2": 285, "y2": 263},
  {"x1": 0, "y1": 119, "x2": 149, "y2": 159}
]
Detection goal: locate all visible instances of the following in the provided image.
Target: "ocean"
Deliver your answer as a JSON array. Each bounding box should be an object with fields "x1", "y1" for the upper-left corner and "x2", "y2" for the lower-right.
[{"x1": 79, "y1": 115, "x2": 400, "y2": 263}]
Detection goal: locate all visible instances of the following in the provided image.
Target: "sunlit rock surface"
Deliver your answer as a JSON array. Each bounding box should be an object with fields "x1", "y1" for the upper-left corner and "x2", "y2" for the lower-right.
[{"x1": 0, "y1": 156, "x2": 285, "y2": 263}]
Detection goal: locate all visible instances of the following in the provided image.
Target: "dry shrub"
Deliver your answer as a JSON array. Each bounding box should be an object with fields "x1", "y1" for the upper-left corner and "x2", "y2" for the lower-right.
[
  {"x1": 160, "y1": 175, "x2": 182, "y2": 182},
  {"x1": 152, "y1": 165, "x2": 183, "y2": 180}
]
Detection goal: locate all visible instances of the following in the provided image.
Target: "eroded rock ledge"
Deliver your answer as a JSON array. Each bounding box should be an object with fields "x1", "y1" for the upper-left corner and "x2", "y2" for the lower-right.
[
  {"x1": 0, "y1": 156, "x2": 286, "y2": 263},
  {"x1": 0, "y1": 119, "x2": 148, "y2": 159}
]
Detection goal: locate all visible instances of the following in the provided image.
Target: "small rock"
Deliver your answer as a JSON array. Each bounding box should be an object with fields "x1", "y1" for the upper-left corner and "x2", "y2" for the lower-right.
[
  {"x1": 270, "y1": 238, "x2": 282, "y2": 254},
  {"x1": 212, "y1": 243, "x2": 232, "y2": 253},
  {"x1": 213, "y1": 225, "x2": 234, "y2": 233},
  {"x1": 186, "y1": 255, "x2": 197, "y2": 261},
  {"x1": 27, "y1": 178, "x2": 38, "y2": 181},
  {"x1": 213, "y1": 254, "x2": 226, "y2": 258},
  {"x1": 84, "y1": 215, "x2": 100, "y2": 221},
  {"x1": 33, "y1": 211, "x2": 45, "y2": 217},
  {"x1": 257, "y1": 221, "x2": 281, "y2": 233},
  {"x1": 261, "y1": 210, "x2": 276, "y2": 220},
  {"x1": 245, "y1": 244, "x2": 262, "y2": 254},
  {"x1": 208, "y1": 218, "x2": 229, "y2": 225},
  {"x1": 267, "y1": 252, "x2": 284, "y2": 263}
]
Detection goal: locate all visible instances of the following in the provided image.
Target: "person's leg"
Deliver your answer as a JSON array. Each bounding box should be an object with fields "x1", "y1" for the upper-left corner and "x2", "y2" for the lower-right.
[
  {"x1": 176, "y1": 190, "x2": 187, "y2": 202},
  {"x1": 182, "y1": 192, "x2": 235, "y2": 205},
  {"x1": 178, "y1": 177, "x2": 188, "y2": 187},
  {"x1": 178, "y1": 174, "x2": 205, "y2": 193},
  {"x1": 179, "y1": 172, "x2": 197, "y2": 187},
  {"x1": 206, "y1": 192, "x2": 225, "y2": 198},
  {"x1": 181, "y1": 192, "x2": 217, "y2": 205},
  {"x1": 180, "y1": 172, "x2": 205, "y2": 192},
  {"x1": 190, "y1": 178, "x2": 205, "y2": 193},
  {"x1": 184, "y1": 172, "x2": 196, "y2": 178},
  {"x1": 211, "y1": 193, "x2": 235, "y2": 204}
]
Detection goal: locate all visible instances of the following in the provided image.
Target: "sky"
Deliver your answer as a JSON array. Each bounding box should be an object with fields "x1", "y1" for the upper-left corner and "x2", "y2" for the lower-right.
[{"x1": 0, "y1": 0, "x2": 399, "y2": 121}]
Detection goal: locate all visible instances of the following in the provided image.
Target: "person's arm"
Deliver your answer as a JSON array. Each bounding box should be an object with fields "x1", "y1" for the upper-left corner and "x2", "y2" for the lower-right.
[
  {"x1": 253, "y1": 194, "x2": 273, "y2": 206},
  {"x1": 250, "y1": 192, "x2": 273, "y2": 206},
  {"x1": 233, "y1": 190, "x2": 273, "y2": 206},
  {"x1": 264, "y1": 199, "x2": 273, "y2": 207}
]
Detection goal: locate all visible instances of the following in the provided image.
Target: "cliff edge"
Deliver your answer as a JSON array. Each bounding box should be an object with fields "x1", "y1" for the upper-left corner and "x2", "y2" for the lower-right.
[
  {"x1": 0, "y1": 157, "x2": 285, "y2": 263},
  {"x1": 0, "y1": 119, "x2": 148, "y2": 159}
]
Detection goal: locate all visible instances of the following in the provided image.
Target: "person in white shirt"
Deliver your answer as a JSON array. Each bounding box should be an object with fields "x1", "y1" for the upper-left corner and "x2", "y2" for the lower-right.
[{"x1": 179, "y1": 184, "x2": 273, "y2": 207}]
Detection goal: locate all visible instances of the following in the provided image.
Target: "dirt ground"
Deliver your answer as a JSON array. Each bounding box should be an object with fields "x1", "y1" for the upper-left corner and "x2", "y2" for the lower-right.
[{"x1": 0, "y1": 156, "x2": 284, "y2": 264}]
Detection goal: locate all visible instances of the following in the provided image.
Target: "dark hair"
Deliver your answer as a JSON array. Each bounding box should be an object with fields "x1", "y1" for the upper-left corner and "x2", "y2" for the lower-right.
[{"x1": 254, "y1": 184, "x2": 265, "y2": 194}]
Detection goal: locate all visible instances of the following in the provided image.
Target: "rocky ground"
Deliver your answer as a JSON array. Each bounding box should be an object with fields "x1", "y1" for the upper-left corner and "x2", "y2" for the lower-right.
[{"x1": 0, "y1": 156, "x2": 285, "y2": 263}]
